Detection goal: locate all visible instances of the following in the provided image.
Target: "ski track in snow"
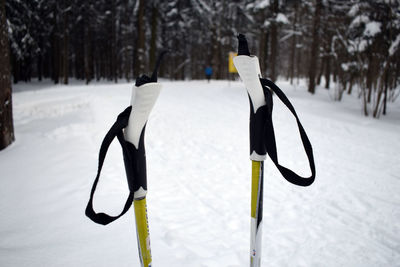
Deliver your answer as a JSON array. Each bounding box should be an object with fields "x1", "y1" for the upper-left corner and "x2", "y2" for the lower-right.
[{"x1": 0, "y1": 80, "x2": 399, "y2": 267}]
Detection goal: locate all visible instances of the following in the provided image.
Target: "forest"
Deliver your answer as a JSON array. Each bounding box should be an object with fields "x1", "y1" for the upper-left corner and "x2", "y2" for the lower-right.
[{"x1": 3, "y1": 0, "x2": 400, "y2": 118}]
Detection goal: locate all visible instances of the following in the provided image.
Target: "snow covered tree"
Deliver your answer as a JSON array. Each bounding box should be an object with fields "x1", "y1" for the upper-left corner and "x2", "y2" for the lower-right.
[
  {"x1": 345, "y1": 0, "x2": 400, "y2": 117},
  {"x1": 6, "y1": 0, "x2": 40, "y2": 83}
]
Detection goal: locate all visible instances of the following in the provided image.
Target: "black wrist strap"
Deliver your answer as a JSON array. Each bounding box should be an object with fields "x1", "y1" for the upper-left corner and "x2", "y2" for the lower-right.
[
  {"x1": 260, "y1": 78, "x2": 316, "y2": 187},
  {"x1": 85, "y1": 106, "x2": 134, "y2": 225}
]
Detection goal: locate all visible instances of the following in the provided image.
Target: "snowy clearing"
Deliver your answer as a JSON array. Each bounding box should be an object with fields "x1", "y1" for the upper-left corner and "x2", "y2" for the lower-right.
[{"x1": 1, "y1": 80, "x2": 399, "y2": 267}]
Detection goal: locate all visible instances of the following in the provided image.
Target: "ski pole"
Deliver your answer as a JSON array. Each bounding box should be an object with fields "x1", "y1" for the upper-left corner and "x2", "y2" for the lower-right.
[
  {"x1": 233, "y1": 34, "x2": 267, "y2": 267},
  {"x1": 85, "y1": 51, "x2": 167, "y2": 267},
  {"x1": 233, "y1": 34, "x2": 316, "y2": 267},
  {"x1": 124, "y1": 51, "x2": 167, "y2": 267}
]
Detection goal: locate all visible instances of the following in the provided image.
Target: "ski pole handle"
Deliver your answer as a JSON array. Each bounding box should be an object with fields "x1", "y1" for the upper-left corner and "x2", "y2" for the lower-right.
[
  {"x1": 123, "y1": 82, "x2": 162, "y2": 200},
  {"x1": 233, "y1": 34, "x2": 268, "y2": 161},
  {"x1": 123, "y1": 51, "x2": 167, "y2": 200},
  {"x1": 234, "y1": 34, "x2": 316, "y2": 187}
]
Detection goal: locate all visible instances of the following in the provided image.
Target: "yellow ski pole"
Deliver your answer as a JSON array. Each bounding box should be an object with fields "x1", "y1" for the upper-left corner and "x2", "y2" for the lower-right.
[
  {"x1": 250, "y1": 160, "x2": 264, "y2": 267},
  {"x1": 233, "y1": 34, "x2": 267, "y2": 267},
  {"x1": 233, "y1": 34, "x2": 316, "y2": 267},
  {"x1": 85, "y1": 52, "x2": 167, "y2": 267},
  {"x1": 123, "y1": 51, "x2": 167, "y2": 266}
]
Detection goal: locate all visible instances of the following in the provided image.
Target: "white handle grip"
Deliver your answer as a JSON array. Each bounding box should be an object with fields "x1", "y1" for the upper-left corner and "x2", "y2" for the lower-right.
[
  {"x1": 233, "y1": 55, "x2": 266, "y2": 113},
  {"x1": 124, "y1": 82, "x2": 162, "y2": 148}
]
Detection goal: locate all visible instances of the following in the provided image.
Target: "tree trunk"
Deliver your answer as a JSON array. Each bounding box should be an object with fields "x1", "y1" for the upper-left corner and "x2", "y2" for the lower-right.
[
  {"x1": 296, "y1": 35, "x2": 302, "y2": 83},
  {"x1": 211, "y1": 27, "x2": 220, "y2": 80},
  {"x1": 110, "y1": 1, "x2": 117, "y2": 83},
  {"x1": 363, "y1": 88, "x2": 368, "y2": 116},
  {"x1": 11, "y1": 53, "x2": 19, "y2": 83},
  {"x1": 270, "y1": 25, "x2": 278, "y2": 82},
  {"x1": 295, "y1": 5, "x2": 304, "y2": 83},
  {"x1": 383, "y1": 71, "x2": 388, "y2": 115},
  {"x1": 269, "y1": 0, "x2": 279, "y2": 82},
  {"x1": 84, "y1": 21, "x2": 93, "y2": 84},
  {"x1": 366, "y1": 52, "x2": 374, "y2": 103},
  {"x1": 134, "y1": 0, "x2": 146, "y2": 77},
  {"x1": 373, "y1": 82, "x2": 384, "y2": 118},
  {"x1": 317, "y1": 57, "x2": 324, "y2": 85},
  {"x1": 62, "y1": 7, "x2": 69, "y2": 85},
  {"x1": 264, "y1": 31, "x2": 269, "y2": 77},
  {"x1": 259, "y1": 28, "x2": 266, "y2": 76},
  {"x1": 43, "y1": 48, "x2": 50, "y2": 79},
  {"x1": 308, "y1": 0, "x2": 322, "y2": 94},
  {"x1": 324, "y1": 54, "x2": 331, "y2": 89},
  {"x1": 217, "y1": 38, "x2": 223, "y2": 79},
  {"x1": 289, "y1": 2, "x2": 298, "y2": 85},
  {"x1": 37, "y1": 36, "x2": 43, "y2": 81},
  {"x1": 289, "y1": 31, "x2": 296, "y2": 84},
  {"x1": 347, "y1": 76, "x2": 353, "y2": 95},
  {"x1": 52, "y1": 4, "x2": 59, "y2": 84},
  {"x1": 333, "y1": 64, "x2": 337, "y2": 83},
  {"x1": 149, "y1": 5, "x2": 158, "y2": 70},
  {"x1": 0, "y1": 0, "x2": 15, "y2": 150},
  {"x1": 270, "y1": 23, "x2": 278, "y2": 82}
]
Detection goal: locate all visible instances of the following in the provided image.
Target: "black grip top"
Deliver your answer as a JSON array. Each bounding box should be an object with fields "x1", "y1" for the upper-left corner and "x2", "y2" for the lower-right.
[
  {"x1": 237, "y1": 34, "x2": 250, "y2": 56},
  {"x1": 135, "y1": 50, "x2": 168, "y2": 87}
]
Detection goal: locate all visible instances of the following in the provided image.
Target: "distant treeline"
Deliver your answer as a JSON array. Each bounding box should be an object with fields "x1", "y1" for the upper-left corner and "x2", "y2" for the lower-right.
[{"x1": 4, "y1": 0, "x2": 400, "y2": 117}]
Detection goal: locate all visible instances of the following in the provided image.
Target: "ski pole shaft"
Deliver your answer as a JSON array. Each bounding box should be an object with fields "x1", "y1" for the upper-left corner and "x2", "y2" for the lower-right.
[
  {"x1": 134, "y1": 197, "x2": 152, "y2": 267},
  {"x1": 250, "y1": 160, "x2": 264, "y2": 267}
]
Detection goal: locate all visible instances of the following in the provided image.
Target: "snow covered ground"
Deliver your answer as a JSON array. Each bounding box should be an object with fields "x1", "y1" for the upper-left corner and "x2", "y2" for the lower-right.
[{"x1": 1, "y1": 79, "x2": 399, "y2": 267}]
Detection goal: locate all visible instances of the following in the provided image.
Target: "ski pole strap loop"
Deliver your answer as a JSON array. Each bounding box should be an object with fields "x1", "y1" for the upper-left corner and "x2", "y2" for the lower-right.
[
  {"x1": 85, "y1": 106, "x2": 134, "y2": 225},
  {"x1": 260, "y1": 78, "x2": 316, "y2": 187}
]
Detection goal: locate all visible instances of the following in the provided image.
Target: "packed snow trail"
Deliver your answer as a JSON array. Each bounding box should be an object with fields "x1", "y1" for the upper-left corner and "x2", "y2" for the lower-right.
[{"x1": 0, "y1": 80, "x2": 399, "y2": 266}]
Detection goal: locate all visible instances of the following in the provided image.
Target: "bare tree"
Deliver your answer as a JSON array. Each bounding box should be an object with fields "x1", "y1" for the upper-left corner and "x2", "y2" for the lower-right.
[
  {"x1": 0, "y1": 0, "x2": 15, "y2": 150},
  {"x1": 308, "y1": 0, "x2": 322, "y2": 94},
  {"x1": 269, "y1": 0, "x2": 279, "y2": 82},
  {"x1": 134, "y1": 0, "x2": 146, "y2": 77}
]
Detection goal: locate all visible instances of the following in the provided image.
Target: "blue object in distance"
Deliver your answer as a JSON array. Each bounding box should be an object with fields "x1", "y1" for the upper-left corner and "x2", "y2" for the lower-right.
[{"x1": 205, "y1": 66, "x2": 213, "y2": 76}]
